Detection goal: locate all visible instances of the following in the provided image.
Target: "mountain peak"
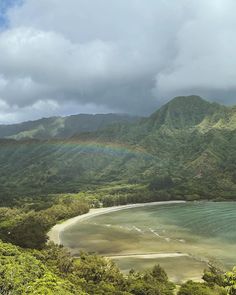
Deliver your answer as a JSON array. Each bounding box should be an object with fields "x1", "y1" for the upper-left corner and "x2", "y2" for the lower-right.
[
  {"x1": 149, "y1": 95, "x2": 222, "y2": 129},
  {"x1": 167, "y1": 95, "x2": 207, "y2": 105}
]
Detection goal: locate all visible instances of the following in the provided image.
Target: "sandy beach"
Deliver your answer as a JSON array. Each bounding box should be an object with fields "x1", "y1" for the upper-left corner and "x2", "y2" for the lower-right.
[
  {"x1": 107, "y1": 252, "x2": 189, "y2": 259},
  {"x1": 48, "y1": 200, "x2": 186, "y2": 245}
]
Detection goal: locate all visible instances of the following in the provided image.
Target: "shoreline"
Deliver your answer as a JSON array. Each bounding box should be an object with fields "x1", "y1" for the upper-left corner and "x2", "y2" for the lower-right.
[
  {"x1": 47, "y1": 200, "x2": 208, "y2": 283},
  {"x1": 107, "y1": 252, "x2": 189, "y2": 259},
  {"x1": 47, "y1": 200, "x2": 186, "y2": 245}
]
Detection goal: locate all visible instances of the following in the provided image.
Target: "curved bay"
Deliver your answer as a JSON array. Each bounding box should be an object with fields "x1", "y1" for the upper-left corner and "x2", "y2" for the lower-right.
[{"x1": 60, "y1": 202, "x2": 236, "y2": 282}]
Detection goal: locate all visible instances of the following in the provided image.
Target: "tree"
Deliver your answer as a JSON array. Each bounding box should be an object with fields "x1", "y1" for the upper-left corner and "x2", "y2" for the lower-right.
[
  {"x1": 9, "y1": 212, "x2": 54, "y2": 249},
  {"x1": 224, "y1": 267, "x2": 236, "y2": 295},
  {"x1": 178, "y1": 280, "x2": 226, "y2": 295}
]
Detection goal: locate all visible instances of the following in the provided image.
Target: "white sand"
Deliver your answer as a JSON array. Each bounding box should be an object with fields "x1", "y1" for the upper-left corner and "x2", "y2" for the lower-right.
[
  {"x1": 107, "y1": 252, "x2": 189, "y2": 259},
  {"x1": 47, "y1": 200, "x2": 186, "y2": 245}
]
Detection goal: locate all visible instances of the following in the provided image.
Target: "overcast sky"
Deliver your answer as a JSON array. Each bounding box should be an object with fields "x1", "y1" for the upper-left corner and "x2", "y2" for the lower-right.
[{"x1": 0, "y1": 0, "x2": 235, "y2": 123}]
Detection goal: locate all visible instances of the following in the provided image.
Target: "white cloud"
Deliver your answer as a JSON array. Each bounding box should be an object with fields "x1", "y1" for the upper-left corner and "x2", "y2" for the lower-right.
[
  {"x1": 0, "y1": 98, "x2": 113, "y2": 124},
  {"x1": 0, "y1": 0, "x2": 235, "y2": 123},
  {"x1": 155, "y1": 0, "x2": 236, "y2": 100}
]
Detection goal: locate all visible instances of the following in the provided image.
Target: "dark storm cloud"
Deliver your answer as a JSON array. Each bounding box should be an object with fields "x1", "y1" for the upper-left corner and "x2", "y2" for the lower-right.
[{"x1": 0, "y1": 0, "x2": 235, "y2": 123}]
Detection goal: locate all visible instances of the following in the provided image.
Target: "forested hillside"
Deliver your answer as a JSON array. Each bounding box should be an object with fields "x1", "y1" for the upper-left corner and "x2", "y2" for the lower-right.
[{"x1": 0, "y1": 96, "x2": 235, "y2": 201}]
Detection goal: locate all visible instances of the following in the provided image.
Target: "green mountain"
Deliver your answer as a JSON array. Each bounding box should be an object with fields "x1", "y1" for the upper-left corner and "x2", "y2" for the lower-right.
[
  {"x1": 0, "y1": 96, "x2": 235, "y2": 201},
  {"x1": 0, "y1": 113, "x2": 139, "y2": 140}
]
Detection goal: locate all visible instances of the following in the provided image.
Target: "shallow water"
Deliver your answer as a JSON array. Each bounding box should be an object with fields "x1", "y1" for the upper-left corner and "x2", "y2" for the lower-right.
[{"x1": 60, "y1": 202, "x2": 236, "y2": 282}]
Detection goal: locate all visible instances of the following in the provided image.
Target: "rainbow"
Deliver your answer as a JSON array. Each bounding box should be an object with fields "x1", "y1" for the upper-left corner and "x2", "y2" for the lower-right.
[
  {"x1": 1, "y1": 138, "x2": 154, "y2": 159},
  {"x1": 49, "y1": 139, "x2": 152, "y2": 158}
]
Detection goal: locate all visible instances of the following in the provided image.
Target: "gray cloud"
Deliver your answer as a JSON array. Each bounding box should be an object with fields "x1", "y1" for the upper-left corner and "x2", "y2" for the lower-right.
[{"x1": 0, "y1": 0, "x2": 235, "y2": 123}]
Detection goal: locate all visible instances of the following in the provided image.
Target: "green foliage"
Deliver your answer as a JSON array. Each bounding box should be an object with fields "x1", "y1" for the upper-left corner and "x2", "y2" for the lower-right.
[
  {"x1": 127, "y1": 266, "x2": 175, "y2": 295},
  {"x1": 74, "y1": 252, "x2": 128, "y2": 294},
  {"x1": 0, "y1": 238, "x2": 235, "y2": 294},
  {"x1": 0, "y1": 241, "x2": 81, "y2": 295},
  {"x1": 224, "y1": 267, "x2": 236, "y2": 295},
  {"x1": 7, "y1": 212, "x2": 53, "y2": 249},
  {"x1": 177, "y1": 280, "x2": 226, "y2": 295},
  {"x1": 0, "y1": 96, "x2": 235, "y2": 201},
  {"x1": 0, "y1": 196, "x2": 89, "y2": 249},
  {"x1": 30, "y1": 244, "x2": 175, "y2": 294},
  {"x1": 23, "y1": 272, "x2": 83, "y2": 295},
  {"x1": 203, "y1": 265, "x2": 226, "y2": 287},
  {"x1": 151, "y1": 264, "x2": 169, "y2": 283}
]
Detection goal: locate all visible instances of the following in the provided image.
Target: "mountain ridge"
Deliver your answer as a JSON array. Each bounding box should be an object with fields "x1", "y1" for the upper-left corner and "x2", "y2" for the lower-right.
[
  {"x1": 0, "y1": 113, "x2": 140, "y2": 140},
  {"x1": 0, "y1": 95, "x2": 235, "y2": 141},
  {"x1": 0, "y1": 95, "x2": 235, "y2": 200}
]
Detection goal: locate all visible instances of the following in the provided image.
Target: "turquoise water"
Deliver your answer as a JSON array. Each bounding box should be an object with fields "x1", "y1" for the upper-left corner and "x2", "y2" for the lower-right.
[{"x1": 60, "y1": 202, "x2": 236, "y2": 282}]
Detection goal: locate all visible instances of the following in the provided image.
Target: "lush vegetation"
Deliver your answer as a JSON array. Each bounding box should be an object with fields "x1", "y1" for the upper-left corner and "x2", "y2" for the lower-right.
[
  {"x1": 0, "y1": 96, "x2": 235, "y2": 294},
  {"x1": 0, "y1": 195, "x2": 89, "y2": 249},
  {"x1": 0, "y1": 238, "x2": 236, "y2": 294},
  {"x1": 0, "y1": 96, "x2": 235, "y2": 202}
]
